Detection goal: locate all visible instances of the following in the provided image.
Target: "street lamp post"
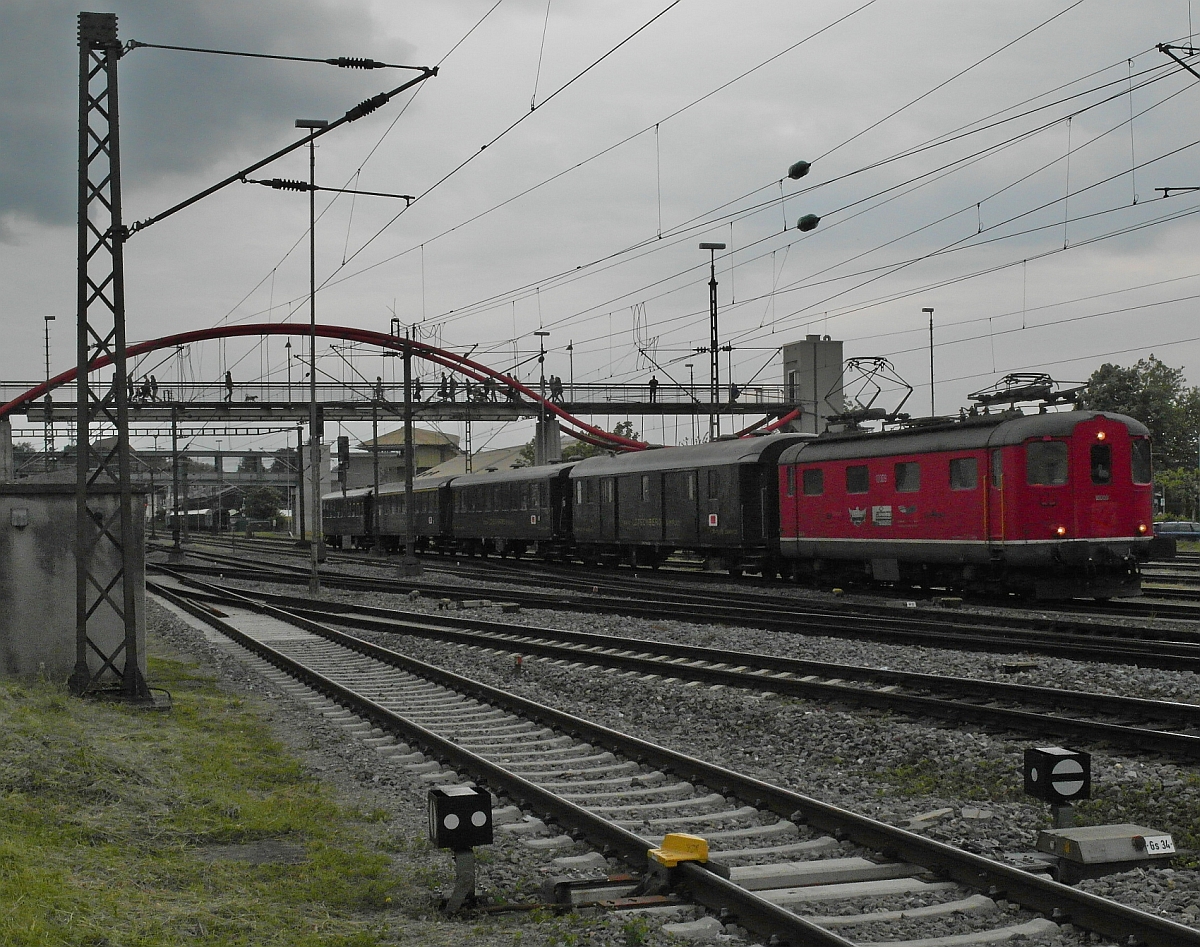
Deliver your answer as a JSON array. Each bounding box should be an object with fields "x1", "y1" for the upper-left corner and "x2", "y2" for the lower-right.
[
  {"x1": 535, "y1": 330, "x2": 550, "y2": 464},
  {"x1": 699, "y1": 242, "x2": 726, "y2": 440},
  {"x1": 567, "y1": 340, "x2": 574, "y2": 401},
  {"x1": 297, "y1": 117, "x2": 328, "y2": 595},
  {"x1": 923, "y1": 306, "x2": 935, "y2": 417},
  {"x1": 43, "y1": 315, "x2": 56, "y2": 469},
  {"x1": 285, "y1": 339, "x2": 292, "y2": 402}
]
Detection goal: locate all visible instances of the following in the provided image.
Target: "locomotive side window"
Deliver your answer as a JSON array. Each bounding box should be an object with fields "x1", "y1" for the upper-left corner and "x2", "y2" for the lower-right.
[
  {"x1": 1026, "y1": 441, "x2": 1069, "y2": 485},
  {"x1": 785, "y1": 467, "x2": 796, "y2": 498},
  {"x1": 1132, "y1": 439, "x2": 1152, "y2": 484},
  {"x1": 1090, "y1": 444, "x2": 1112, "y2": 485},
  {"x1": 990, "y1": 450, "x2": 1002, "y2": 488},
  {"x1": 846, "y1": 465, "x2": 869, "y2": 494},
  {"x1": 950, "y1": 457, "x2": 978, "y2": 490},
  {"x1": 803, "y1": 468, "x2": 824, "y2": 496},
  {"x1": 894, "y1": 462, "x2": 920, "y2": 493}
]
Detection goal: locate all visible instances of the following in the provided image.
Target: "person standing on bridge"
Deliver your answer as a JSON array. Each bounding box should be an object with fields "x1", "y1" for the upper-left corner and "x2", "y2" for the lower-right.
[
  {"x1": 150, "y1": 375, "x2": 159, "y2": 401},
  {"x1": 224, "y1": 370, "x2": 233, "y2": 403},
  {"x1": 648, "y1": 376, "x2": 659, "y2": 403},
  {"x1": 448, "y1": 374, "x2": 458, "y2": 401}
]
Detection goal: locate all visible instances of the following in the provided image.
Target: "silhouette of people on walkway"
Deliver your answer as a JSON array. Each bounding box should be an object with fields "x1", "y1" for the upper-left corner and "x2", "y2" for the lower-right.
[
  {"x1": 549, "y1": 375, "x2": 564, "y2": 403},
  {"x1": 224, "y1": 371, "x2": 233, "y2": 402},
  {"x1": 648, "y1": 376, "x2": 659, "y2": 403}
]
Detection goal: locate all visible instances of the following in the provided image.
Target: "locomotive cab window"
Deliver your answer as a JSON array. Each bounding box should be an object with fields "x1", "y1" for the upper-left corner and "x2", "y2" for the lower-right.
[
  {"x1": 785, "y1": 467, "x2": 796, "y2": 498},
  {"x1": 950, "y1": 457, "x2": 977, "y2": 490},
  {"x1": 894, "y1": 462, "x2": 920, "y2": 493},
  {"x1": 1026, "y1": 440, "x2": 1068, "y2": 486},
  {"x1": 803, "y1": 468, "x2": 824, "y2": 496},
  {"x1": 1090, "y1": 444, "x2": 1112, "y2": 485},
  {"x1": 846, "y1": 465, "x2": 869, "y2": 494},
  {"x1": 1132, "y1": 439, "x2": 1152, "y2": 484}
]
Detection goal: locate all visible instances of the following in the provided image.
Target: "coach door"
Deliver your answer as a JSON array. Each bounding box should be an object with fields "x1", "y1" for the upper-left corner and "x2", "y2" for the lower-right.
[
  {"x1": 986, "y1": 447, "x2": 1005, "y2": 543},
  {"x1": 599, "y1": 477, "x2": 618, "y2": 542},
  {"x1": 664, "y1": 470, "x2": 699, "y2": 543}
]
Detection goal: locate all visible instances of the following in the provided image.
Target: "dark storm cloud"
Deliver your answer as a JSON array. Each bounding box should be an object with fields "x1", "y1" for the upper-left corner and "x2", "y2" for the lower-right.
[{"x1": 0, "y1": 0, "x2": 414, "y2": 237}]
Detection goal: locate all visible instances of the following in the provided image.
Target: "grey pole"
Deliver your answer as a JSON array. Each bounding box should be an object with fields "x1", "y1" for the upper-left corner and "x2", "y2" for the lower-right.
[
  {"x1": 402, "y1": 327, "x2": 419, "y2": 575},
  {"x1": 923, "y1": 307, "x2": 935, "y2": 417},
  {"x1": 171, "y1": 405, "x2": 181, "y2": 555},
  {"x1": 43, "y1": 315, "x2": 56, "y2": 469},
  {"x1": 700, "y1": 242, "x2": 726, "y2": 440},
  {"x1": 295, "y1": 424, "x2": 306, "y2": 543},
  {"x1": 297, "y1": 118, "x2": 328, "y2": 595}
]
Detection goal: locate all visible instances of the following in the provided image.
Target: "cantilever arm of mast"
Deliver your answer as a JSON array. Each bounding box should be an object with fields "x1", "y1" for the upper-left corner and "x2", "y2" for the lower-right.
[{"x1": 123, "y1": 67, "x2": 436, "y2": 238}]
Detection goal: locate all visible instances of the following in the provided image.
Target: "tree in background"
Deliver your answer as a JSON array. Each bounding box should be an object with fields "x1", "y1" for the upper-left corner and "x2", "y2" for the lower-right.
[
  {"x1": 241, "y1": 486, "x2": 283, "y2": 521},
  {"x1": 1082, "y1": 356, "x2": 1200, "y2": 516}
]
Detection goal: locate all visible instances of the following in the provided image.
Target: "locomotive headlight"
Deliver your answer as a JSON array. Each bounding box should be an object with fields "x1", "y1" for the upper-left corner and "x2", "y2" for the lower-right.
[
  {"x1": 1096, "y1": 430, "x2": 1107, "y2": 441},
  {"x1": 1055, "y1": 525, "x2": 1067, "y2": 537},
  {"x1": 1138, "y1": 523, "x2": 1148, "y2": 534}
]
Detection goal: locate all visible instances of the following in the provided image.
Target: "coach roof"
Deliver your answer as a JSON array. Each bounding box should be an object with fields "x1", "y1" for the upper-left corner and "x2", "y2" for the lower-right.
[{"x1": 570, "y1": 433, "x2": 813, "y2": 477}]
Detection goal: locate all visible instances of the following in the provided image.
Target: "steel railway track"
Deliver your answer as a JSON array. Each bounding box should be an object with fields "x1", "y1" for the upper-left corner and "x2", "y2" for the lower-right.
[
  {"x1": 159, "y1": 570, "x2": 1200, "y2": 762},
  {"x1": 151, "y1": 547, "x2": 1200, "y2": 673},
  {"x1": 150, "y1": 576, "x2": 1200, "y2": 947}
]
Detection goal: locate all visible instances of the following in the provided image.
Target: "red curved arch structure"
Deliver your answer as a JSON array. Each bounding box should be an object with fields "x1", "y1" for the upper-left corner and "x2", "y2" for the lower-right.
[{"x1": 1, "y1": 323, "x2": 652, "y2": 451}]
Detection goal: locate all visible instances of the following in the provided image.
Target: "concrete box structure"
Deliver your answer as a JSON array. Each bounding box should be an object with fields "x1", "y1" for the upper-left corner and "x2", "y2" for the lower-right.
[
  {"x1": 0, "y1": 484, "x2": 146, "y2": 682},
  {"x1": 781, "y1": 335, "x2": 844, "y2": 434}
]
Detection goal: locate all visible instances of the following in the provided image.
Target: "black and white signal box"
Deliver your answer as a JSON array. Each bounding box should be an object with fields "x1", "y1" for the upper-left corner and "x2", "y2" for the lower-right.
[
  {"x1": 1024, "y1": 746, "x2": 1090, "y2": 804},
  {"x1": 428, "y1": 785, "x2": 493, "y2": 851}
]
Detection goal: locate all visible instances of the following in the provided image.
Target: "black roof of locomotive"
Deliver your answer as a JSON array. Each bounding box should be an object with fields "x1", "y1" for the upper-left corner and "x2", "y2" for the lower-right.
[
  {"x1": 777, "y1": 410, "x2": 1150, "y2": 464},
  {"x1": 569, "y1": 432, "x2": 814, "y2": 478}
]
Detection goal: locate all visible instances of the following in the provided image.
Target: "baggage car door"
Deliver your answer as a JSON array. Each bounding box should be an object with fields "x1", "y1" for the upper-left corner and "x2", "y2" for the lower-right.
[
  {"x1": 664, "y1": 470, "x2": 699, "y2": 543},
  {"x1": 599, "y1": 477, "x2": 618, "y2": 542}
]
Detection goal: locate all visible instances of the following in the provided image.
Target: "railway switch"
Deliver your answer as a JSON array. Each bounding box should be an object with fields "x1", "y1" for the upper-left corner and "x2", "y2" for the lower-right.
[{"x1": 428, "y1": 785, "x2": 492, "y2": 912}]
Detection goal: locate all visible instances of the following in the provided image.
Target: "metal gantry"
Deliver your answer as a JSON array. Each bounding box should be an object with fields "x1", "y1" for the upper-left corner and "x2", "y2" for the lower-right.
[{"x1": 72, "y1": 12, "x2": 148, "y2": 699}]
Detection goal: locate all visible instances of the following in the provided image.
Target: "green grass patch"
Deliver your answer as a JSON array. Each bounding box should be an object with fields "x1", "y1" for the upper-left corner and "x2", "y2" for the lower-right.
[
  {"x1": 0, "y1": 651, "x2": 408, "y2": 946},
  {"x1": 876, "y1": 755, "x2": 1024, "y2": 801}
]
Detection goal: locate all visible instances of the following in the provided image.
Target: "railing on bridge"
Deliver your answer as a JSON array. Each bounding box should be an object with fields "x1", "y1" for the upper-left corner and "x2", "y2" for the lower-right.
[{"x1": 3, "y1": 378, "x2": 795, "y2": 410}]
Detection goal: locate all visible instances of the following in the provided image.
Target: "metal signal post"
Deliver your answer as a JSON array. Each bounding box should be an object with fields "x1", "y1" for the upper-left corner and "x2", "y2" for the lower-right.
[
  {"x1": 699, "y1": 242, "x2": 726, "y2": 440},
  {"x1": 72, "y1": 12, "x2": 149, "y2": 699}
]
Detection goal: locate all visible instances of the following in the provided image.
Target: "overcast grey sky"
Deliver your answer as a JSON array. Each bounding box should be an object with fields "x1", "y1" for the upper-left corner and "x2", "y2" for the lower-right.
[{"x1": 3, "y1": 0, "x2": 1200, "y2": 451}]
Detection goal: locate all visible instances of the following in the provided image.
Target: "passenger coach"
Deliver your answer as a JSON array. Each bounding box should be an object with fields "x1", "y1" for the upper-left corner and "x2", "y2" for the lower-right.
[
  {"x1": 777, "y1": 410, "x2": 1155, "y2": 597},
  {"x1": 569, "y1": 434, "x2": 809, "y2": 571}
]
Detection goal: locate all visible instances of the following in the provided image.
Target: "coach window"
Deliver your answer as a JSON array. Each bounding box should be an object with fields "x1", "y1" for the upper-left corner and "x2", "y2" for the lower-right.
[
  {"x1": 575, "y1": 481, "x2": 583, "y2": 505},
  {"x1": 950, "y1": 457, "x2": 978, "y2": 490},
  {"x1": 846, "y1": 464, "x2": 869, "y2": 494},
  {"x1": 802, "y1": 468, "x2": 824, "y2": 496},
  {"x1": 708, "y1": 470, "x2": 720, "y2": 499},
  {"x1": 687, "y1": 471, "x2": 697, "y2": 500},
  {"x1": 1132, "y1": 438, "x2": 1152, "y2": 484},
  {"x1": 1090, "y1": 444, "x2": 1112, "y2": 485},
  {"x1": 895, "y1": 462, "x2": 921, "y2": 493},
  {"x1": 1026, "y1": 440, "x2": 1069, "y2": 485},
  {"x1": 602, "y1": 479, "x2": 614, "y2": 503},
  {"x1": 785, "y1": 467, "x2": 796, "y2": 498}
]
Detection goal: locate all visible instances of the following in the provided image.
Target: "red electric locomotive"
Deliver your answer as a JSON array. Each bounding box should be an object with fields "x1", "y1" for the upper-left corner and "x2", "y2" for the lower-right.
[{"x1": 777, "y1": 410, "x2": 1156, "y2": 598}]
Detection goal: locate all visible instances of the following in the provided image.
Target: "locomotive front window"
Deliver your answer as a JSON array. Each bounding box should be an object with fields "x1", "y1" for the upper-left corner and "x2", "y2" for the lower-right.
[
  {"x1": 846, "y1": 465, "x2": 868, "y2": 494},
  {"x1": 895, "y1": 462, "x2": 920, "y2": 493},
  {"x1": 803, "y1": 468, "x2": 824, "y2": 496},
  {"x1": 1026, "y1": 441, "x2": 1069, "y2": 485},
  {"x1": 1090, "y1": 444, "x2": 1112, "y2": 485},
  {"x1": 1132, "y1": 439, "x2": 1152, "y2": 484},
  {"x1": 950, "y1": 457, "x2": 978, "y2": 490}
]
